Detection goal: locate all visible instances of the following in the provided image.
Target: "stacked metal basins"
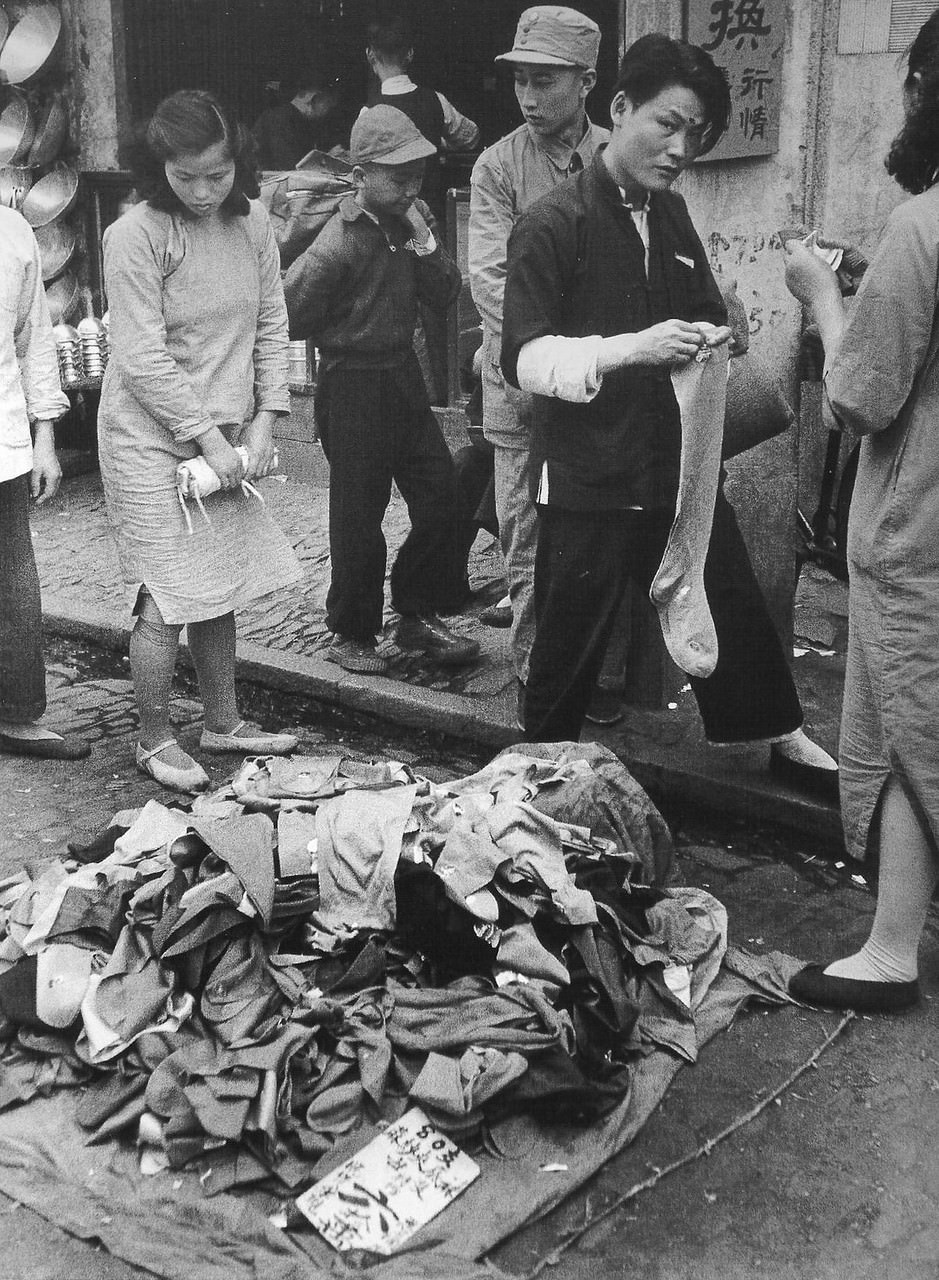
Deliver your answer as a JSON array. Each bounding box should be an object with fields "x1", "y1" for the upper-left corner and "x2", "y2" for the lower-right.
[{"x1": 0, "y1": 2, "x2": 91, "y2": 379}]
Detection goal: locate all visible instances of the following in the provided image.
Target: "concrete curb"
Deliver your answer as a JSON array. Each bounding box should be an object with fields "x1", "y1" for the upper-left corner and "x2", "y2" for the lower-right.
[
  {"x1": 43, "y1": 591, "x2": 844, "y2": 847},
  {"x1": 43, "y1": 592, "x2": 519, "y2": 748}
]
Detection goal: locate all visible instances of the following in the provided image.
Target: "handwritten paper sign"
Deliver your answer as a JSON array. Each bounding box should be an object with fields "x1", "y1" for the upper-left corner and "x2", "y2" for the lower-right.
[
  {"x1": 295, "y1": 1108, "x2": 480, "y2": 1255},
  {"x1": 687, "y1": 0, "x2": 785, "y2": 161}
]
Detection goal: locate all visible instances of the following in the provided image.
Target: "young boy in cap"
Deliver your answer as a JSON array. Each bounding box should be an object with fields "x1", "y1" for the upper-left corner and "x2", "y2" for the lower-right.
[{"x1": 284, "y1": 104, "x2": 478, "y2": 675}]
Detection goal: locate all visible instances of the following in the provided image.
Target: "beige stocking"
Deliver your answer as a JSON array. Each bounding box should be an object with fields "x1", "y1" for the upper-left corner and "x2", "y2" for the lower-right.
[{"x1": 649, "y1": 348, "x2": 729, "y2": 678}]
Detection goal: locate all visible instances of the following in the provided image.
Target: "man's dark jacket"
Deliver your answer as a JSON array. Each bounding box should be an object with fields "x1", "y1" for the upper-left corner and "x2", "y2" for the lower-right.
[{"x1": 501, "y1": 151, "x2": 726, "y2": 511}]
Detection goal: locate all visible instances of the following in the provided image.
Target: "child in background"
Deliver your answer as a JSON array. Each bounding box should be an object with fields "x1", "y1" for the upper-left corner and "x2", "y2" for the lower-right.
[{"x1": 285, "y1": 104, "x2": 478, "y2": 674}]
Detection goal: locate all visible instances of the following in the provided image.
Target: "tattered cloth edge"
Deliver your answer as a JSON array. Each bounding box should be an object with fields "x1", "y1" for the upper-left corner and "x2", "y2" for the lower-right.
[{"x1": 0, "y1": 950, "x2": 802, "y2": 1280}]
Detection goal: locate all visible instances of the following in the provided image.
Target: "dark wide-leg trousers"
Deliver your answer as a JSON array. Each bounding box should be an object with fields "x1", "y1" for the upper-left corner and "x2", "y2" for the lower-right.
[
  {"x1": 524, "y1": 489, "x2": 803, "y2": 745},
  {"x1": 0, "y1": 473, "x2": 46, "y2": 723},
  {"x1": 316, "y1": 355, "x2": 463, "y2": 644}
]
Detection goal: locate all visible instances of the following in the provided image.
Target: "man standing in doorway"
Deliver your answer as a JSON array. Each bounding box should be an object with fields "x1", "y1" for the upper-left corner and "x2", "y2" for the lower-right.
[{"x1": 469, "y1": 6, "x2": 607, "y2": 722}]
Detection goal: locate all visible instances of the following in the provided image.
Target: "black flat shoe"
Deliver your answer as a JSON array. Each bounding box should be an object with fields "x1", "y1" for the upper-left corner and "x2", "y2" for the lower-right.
[
  {"x1": 769, "y1": 745, "x2": 839, "y2": 803},
  {"x1": 789, "y1": 963, "x2": 920, "y2": 1013},
  {"x1": 0, "y1": 730, "x2": 91, "y2": 760}
]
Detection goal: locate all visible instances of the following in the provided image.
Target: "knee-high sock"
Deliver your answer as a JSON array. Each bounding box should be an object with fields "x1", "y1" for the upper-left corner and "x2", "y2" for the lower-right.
[
  {"x1": 825, "y1": 775, "x2": 939, "y2": 983},
  {"x1": 650, "y1": 350, "x2": 728, "y2": 677},
  {"x1": 188, "y1": 611, "x2": 239, "y2": 734}
]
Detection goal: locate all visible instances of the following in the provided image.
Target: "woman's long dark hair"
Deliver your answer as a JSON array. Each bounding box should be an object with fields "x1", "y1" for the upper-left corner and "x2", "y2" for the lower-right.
[
  {"x1": 126, "y1": 89, "x2": 259, "y2": 215},
  {"x1": 886, "y1": 8, "x2": 939, "y2": 193}
]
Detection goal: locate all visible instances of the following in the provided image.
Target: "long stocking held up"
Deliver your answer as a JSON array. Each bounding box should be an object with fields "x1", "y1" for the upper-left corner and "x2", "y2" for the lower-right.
[{"x1": 650, "y1": 346, "x2": 728, "y2": 677}]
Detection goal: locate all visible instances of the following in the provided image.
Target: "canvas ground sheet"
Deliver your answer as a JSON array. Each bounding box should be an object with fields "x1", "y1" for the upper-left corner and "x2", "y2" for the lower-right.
[{"x1": 0, "y1": 742, "x2": 801, "y2": 1277}]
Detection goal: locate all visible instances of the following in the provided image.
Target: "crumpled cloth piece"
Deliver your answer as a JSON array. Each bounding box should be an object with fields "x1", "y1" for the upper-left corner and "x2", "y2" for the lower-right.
[
  {"x1": 35, "y1": 943, "x2": 96, "y2": 1029},
  {"x1": 433, "y1": 821, "x2": 508, "y2": 916},
  {"x1": 200, "y1": 932, "x2": 283, "y2": 1046},
  {"x1": 518, "y1": 741, "x2": 675, "y2": 888},
  {"x1": 79, "y1": 976, "x2": 194, "y2": 1066},
  {"x1": 410, "y1": 1046, "x2": 528, "y2": 1119},
  {"x1": 231, "y1": 754, "x2": 343, "y2": 803},
  {"x1": 387, "y1": 979, "x2": 576, "y2": 1056},
  {"x1": 46, "y1": 880, "x2": 135, "y2": 950},
  {"x1": 495, "y1": 922, "x2": 569, "y2": 989},
  {"x1": 440, "y1": 752, "x2": 578, "y2": 806},
  {"x1": 316, "y1": 785, "x2": 417, "y2": 931},
  {"x1": 276, "y1": 810, "x2": 318, "y2": 877},
  {"x1": 188, "y1": 814, "x2": 277, "y2": 926},
  {"x1": 487, "y1": 801, "x2": 597, "y2": 926},
  {"x1": 113, "y1": 801, "x2": 192, "y2": 862}
]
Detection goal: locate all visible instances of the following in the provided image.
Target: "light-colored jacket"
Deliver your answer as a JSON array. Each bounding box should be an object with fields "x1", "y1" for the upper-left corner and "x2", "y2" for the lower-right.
[
  {"x1": 469, "y1": 118, "x2": 609, "y2": 446},
  {"x1": 0, "y1": 207, "x2": 69, "y2": 483}
]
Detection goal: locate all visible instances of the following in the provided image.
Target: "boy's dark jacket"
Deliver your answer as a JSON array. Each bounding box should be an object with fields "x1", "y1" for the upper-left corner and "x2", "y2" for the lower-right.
[{"x1": 283, "y1": 195, "x2": 460, "y2": 371}]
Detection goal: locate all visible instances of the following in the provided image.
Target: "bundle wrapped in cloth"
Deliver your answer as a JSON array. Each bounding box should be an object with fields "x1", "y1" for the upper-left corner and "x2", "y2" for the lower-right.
[{"x1": 175, "y1": 445, "x2": 276, "y2": 534}]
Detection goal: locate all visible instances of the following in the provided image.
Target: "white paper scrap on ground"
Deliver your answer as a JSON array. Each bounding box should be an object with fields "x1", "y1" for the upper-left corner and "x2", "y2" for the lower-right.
[{"x1": 294, "y1": 1107, "x2": 480, "y2": 1255}]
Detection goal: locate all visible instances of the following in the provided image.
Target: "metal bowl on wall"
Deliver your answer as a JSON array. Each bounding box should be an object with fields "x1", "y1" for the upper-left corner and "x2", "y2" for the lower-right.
[
  {"x1": 0, "y1": 89, "x2": 34, "y2": 164},
  {"x1": 27, "y1": 91, "x2": 66, "y2": 166},
  {"x1": 44, "y1": 270, "x2": 79, "y2": 324},
  {"x1": 34, "y1": 218, "x2": 75, "y2": 281},
  {"x1": 21, "y1": 160, "x2": 78, "y2": 226},
  {"x1": 0, "y1": 161, "x2": 32, "y2": 208},
  {"x1": 0, "y1": 4, "x2": 62, "y2": 86}
]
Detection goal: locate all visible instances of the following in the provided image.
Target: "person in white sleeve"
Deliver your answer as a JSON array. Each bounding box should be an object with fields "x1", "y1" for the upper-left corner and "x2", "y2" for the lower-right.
[{"x1": 0, "y1": 207, "x2": 90, "y2": 760}]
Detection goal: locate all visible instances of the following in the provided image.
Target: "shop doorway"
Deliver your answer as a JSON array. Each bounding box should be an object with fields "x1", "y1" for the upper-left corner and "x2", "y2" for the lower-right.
[{"x1": 121, "y1": 0, "x2": 620, "y2": 161}]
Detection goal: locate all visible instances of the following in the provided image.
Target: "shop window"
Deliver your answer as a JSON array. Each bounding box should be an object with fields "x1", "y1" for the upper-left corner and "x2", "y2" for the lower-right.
[{"x1": 837, "y1": 0, "x2": 937, "y2": 55}]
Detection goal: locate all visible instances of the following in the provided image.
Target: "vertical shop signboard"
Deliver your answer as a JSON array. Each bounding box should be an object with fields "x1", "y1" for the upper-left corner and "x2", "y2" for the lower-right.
[{"x1": 686, "y1": 0, "x2": 785, "y2": 160}]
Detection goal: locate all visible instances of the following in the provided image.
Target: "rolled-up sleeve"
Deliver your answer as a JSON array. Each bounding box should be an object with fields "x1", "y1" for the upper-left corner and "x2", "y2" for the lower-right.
[
  {"x1": 15, "y1": 230, "x2": 69, "y2": 424},
  {"x1": 103, "y1": 217, "x2": 214, "y2": 443},
  {"x1": 826, "y1": 203, "x2": 939, "y2": 435},
  {"x1": 251, "y1": 211, "x2": 290, "y2": 415},
  {"x1": 516, "y1": 334, "x2": 603, "y2": 402}
]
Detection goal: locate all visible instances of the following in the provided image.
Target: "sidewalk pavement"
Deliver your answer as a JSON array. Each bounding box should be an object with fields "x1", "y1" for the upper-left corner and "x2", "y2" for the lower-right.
[{"x1": 34, "y1": 451, "x2": 850, "y2": 847}]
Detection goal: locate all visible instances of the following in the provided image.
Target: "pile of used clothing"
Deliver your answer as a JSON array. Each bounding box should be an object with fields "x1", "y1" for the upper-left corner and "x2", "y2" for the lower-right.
[{"x1": 0, "y1": 742, "x2": 736, "y2": 1195}]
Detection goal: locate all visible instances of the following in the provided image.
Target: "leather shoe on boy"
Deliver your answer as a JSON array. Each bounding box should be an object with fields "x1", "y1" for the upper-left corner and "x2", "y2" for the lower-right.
[{"x1": 394, "y1": 615, "x2": 480, "y2": 666}]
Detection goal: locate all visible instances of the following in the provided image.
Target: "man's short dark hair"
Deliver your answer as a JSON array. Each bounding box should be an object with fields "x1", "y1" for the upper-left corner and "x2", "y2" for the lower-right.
[
  {"x1": 366, "y1": 18, "x2": 413, "y2": 64},
  {"x1": 614, "y1": 34, "x2": 730, "y2": 155}
]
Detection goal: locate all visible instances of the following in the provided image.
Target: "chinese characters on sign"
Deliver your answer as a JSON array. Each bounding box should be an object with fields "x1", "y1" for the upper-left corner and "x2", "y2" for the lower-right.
[
  {"x1": 295, "y1": 1108, "x2": 480, "y2": 1256},
  {"x1": 687, "y1": 0, "x2": 785, "y2": 161}
]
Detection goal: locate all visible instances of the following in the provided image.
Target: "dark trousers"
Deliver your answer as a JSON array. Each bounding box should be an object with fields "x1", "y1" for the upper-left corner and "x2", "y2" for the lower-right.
[
  {"x1": 524, "y1": 489, "x2": 803, "y2": 744},
  {"x1": 452, "y1": 433, "x2": 498, "y2": 576},
  {"x1": 0, "y1": 473, "x2": 46, "y2": 723},
  {"x1": 316, "y1": 354, "x2": 463, "y2": 644}
]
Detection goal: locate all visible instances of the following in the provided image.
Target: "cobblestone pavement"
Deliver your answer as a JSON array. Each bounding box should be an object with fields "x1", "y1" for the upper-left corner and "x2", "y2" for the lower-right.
[
  {"x1": 28, "y1": 469, "x2": 853, "y2": 843},
  {"x1": 32, "y1": 470, "x2": 512, "y2": 698}
]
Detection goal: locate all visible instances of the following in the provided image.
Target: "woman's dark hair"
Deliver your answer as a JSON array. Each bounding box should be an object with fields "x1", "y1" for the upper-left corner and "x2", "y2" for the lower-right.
[
  {"x1": 126, "y1": 89, "x2": 259, "y2": 215},
  {"x1": 614, "y1": 34, "x2": 731, "y2": 156},
  {"x1": 886, "y1": 7, "x2": 939, "y2": 193}
]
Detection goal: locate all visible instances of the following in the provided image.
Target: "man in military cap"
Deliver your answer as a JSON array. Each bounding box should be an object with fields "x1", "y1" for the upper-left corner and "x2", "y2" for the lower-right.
[{"x1": 469, "y1": 6, "x2": 607, "y2": 721}]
